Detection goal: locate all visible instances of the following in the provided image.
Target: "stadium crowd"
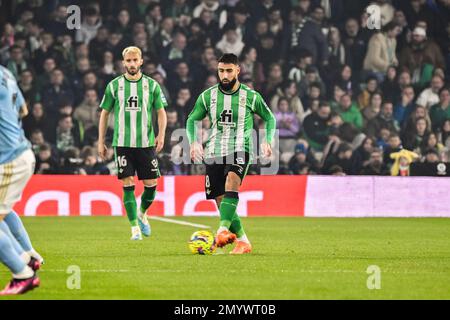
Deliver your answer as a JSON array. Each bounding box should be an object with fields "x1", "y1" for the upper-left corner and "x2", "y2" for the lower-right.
[{"x1": 1, "y1": 0, "x2": 449, "y2": 176}]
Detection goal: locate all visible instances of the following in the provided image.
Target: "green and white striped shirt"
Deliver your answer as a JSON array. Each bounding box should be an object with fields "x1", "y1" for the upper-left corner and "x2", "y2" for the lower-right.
[
  {"x1": 186, "y1": 84, "x2": 276, "y2": 158},
  {"x1": 100, "y1": 74, "x2": 167, "y2": 148}
]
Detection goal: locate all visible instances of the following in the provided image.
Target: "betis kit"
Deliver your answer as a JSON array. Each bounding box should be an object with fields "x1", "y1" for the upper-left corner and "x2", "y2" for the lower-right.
[
  {"x1": 100, "y1": 74, "x2": 168, "y2": 180},
  {"x1": 186, "y1": 83, "x2": 276, "y2": 199}
]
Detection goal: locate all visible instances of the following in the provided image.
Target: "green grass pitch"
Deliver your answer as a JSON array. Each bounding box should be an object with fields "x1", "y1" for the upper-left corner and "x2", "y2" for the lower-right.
[{"x1": 1, "y1": 217, "x2": 449, "y2": 300}]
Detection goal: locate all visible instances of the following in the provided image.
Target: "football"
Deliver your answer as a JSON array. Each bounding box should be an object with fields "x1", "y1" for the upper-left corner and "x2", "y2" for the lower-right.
[{"x1": 188, "y1": 230, "x2": 216, "y2": 255}]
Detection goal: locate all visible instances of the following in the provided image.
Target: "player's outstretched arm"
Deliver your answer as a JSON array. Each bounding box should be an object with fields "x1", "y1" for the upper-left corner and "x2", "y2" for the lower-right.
[
  {"x1": 186, "y1": 94, "x2": 208, "y2": 162},
  {"x1": 98, "y1": 109, "x2": 110, "y2": 160},
  {"x1": 155, "y1": 108, "x2": 167, "y2": 153},
  {"x1": 254, "y1": 93, "x2": 276, "y2": 158}
]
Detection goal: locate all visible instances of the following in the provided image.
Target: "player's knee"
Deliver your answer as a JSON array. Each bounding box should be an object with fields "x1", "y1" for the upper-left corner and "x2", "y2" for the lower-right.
[
  {"x1": 143, "y1": 179, "x2": 158, "y2": 187},
  {"x1": 121, "y1": 177, "x2": 134, "y2": 187},
  {"x1": 225, "y1": 172, "x2": 241, "y2": 191}
]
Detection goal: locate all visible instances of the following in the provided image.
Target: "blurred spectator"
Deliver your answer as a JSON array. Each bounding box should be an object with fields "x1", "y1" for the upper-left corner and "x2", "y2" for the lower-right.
[
  {"x1": 399, "y1": 27, "x2": 445, "y2": 86},
  {"x1": 394, "y1": 85, "x2": 416, "y2": 126},
  {"x1": 380, "y1": 66, "x2": 399, "y2": 103},
  {"x1": 216, "y1": 27, "x2": 245, "y2": 57},
  {"x1": 363, "y1": 22, "x2": 400, "y2": 81},
  {"x1": 402, "y1": 117, "x2": 431, "y2": 152},
  {"x1": 75, "y1": 6, "x2": 102, "y2": 45},
  {"x1": 322, "y1": 142, "x2": 353, "y2": 175},
  {"x1": 365, "y1": 101, "x2": 399, "y2": 138},
  {"x1": 6, "y1": 45, "x2": 28, "y2": 77},
  {"x1": 383, "y1": 133, "x2": 403, "y2": 169},
  {"x1": 342, "y1": 17, "x2": 367, "y2": 72},
  {"x1": 19, "y1": 69, "x2": 39, "y2": 104},
  {"x1": 275, "y1": 97, "x2": 300, "y2": 140},
  {"x1": 420, "y1": 133, "x2": 445, "y2": 158},
  {"x1": 416, "y1": 75, "x2": 445, "y2": 109},
  {"x1": 164, "y1": 108, "x2": 182, "y2": 154},
  {"x1": 82, "y1": 109, "x2": 114, "y2": 148},
  {"x1": 284, "y1": 7, "x2": 329, "y2": 66},
  {"x1": 41, "y1": 68, "x2": 75, "y2": 119},
  {"x1": 362, "y1": 92, "x2": 383, "y2": 124},
  {"x1": 55, "y1": 114, "x2": 82, "y2": 152},
  {"x1": 357, "y1": 76, "x2": 379, "y2": 110},
  {"x1": 59, "y1": 148, "x2": 84, "y2": 175},
  {"x1": 73, "y1": 89, "x2": 101, "y2": 131},
  {"x1": 35, "y1": 143, "x2": 59, "y2": 174},
  {"x1": 360, "y1": 149, "x2": 389, "y2": 175},
  {"x1": 429, "y1": 87, "x2": 450, "y2": 132},
  {"x1": 303, "y1": 101, "x2": 331, "y2": 151},
  {"x1": 287, "y1": 49, "x2": 313, "y2": 85},
  {"x1": 288, "y1": 143, "x2": 315, "y2": 175},
  {"x1": 239, "y1": 46, "x2": 265, "y2": 90},
  {"x1": 337, "y1": 94, "x2": 363, "y2": 130},
  {"x1": 261, "y1": 63, "x2": 283, "y2": 100},
  {"x1": 351, "y1": 136, "x2": 375, "y2": 175},
  {"x1": 270, "y1": 80, "x2": 304, "y2": 123},
  {"x1": 23, "y1": 102, "x2": 54, "y2": 141},
  {"x1": 80, "y1": 146, "x2": 109, "y2": 175}
]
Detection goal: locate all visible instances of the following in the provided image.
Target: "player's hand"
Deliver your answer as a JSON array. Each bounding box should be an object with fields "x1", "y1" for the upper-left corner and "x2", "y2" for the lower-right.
[
  {"x1": 155, "y1": 135, "x2": 165, "y2": 153},
  {"x1": 98, "y1": 143, "x2": 108, "y2": 161},
  {"x1": 190, "y1": 142, "x2": 204, "y2": 163},
  {"x1": 261, "y1": 142, "x2": 272, "y2": 158}
]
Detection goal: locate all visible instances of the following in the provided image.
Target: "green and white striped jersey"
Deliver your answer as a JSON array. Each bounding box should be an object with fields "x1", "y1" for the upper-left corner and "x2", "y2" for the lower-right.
[
  {"x1": 100, "y1": 74, "x2": 167, "y2": 148},
  {"x1": 186, "y1": 83, "x2": 276, "y2": 158}
]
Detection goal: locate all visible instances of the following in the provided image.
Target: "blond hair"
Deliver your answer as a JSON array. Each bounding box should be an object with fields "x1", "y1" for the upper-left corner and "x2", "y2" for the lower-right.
[{"x1": 122, "y1": 46, "x2": 142, "y2": 59}]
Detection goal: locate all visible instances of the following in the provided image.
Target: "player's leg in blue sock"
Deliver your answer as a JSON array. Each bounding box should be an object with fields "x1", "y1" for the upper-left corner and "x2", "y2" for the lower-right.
[
  {"x1": 0, "y1": 229, "x2": 28, "y2": 276},
  {"x1": 0, "y1": 222, "x2": 25, "y2": 256},
  {"x1": 4, "y1": 211, "x2": 32, "y2": 251},
  {"x1": 4, "y1": 211, "x2": 43, "y2": 263}
]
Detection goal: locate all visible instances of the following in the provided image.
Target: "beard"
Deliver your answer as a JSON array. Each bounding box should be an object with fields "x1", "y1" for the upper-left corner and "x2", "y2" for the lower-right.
[
  {"x1": 219, "y1": 77, "x2": 237, "y2": 92},
  {"x1": 126, "y1": 66, "x2": 140, "y2": 76}
]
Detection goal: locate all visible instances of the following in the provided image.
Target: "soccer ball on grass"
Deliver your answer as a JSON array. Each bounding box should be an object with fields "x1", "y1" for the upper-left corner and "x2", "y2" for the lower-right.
[{"x1": 188, "y1": 230, "x2": 216, "y2": 255}]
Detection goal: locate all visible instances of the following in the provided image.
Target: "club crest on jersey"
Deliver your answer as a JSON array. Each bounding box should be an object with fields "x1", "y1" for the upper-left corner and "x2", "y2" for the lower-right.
[{"x1": 126, "y1": 95, "x2": 141, "y2": 111}]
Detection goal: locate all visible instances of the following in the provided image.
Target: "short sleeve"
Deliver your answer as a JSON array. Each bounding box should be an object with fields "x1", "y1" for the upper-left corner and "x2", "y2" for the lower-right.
[
  {"x1": 153, "y1": 83, "x2": 168, "y2": 110},
  {"x1": 100, "y1": 82, "x2": 115, "y2": 112}
]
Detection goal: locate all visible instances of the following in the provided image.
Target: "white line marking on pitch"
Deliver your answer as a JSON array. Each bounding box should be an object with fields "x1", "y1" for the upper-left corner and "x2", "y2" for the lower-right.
[{"x1": 149, "y1": 216, "x2": 211, "y2": 229}]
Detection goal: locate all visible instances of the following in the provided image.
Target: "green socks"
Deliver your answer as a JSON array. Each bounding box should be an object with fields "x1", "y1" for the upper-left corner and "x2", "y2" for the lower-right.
[
  {"x1": 140, "y1": 185, "x2": 156, "y2": 214},
  {"x1": 230, "y1": 215, "x2": 245, "y2": 238},
  {"x1": 219, "y1": 192, "x2": 239, "y2": 229},
  {"x1": 123, "y1": 186, "x2": 138, "y2": 227}
]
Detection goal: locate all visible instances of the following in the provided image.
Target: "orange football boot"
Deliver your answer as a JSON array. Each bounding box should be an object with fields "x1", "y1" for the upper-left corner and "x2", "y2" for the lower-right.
[
  {"x1": 230, "y1": 241, "x2": 252, "y2": 254},
  {"x1": 215, "y1": 230, "x2": 237, "y2": 248}
]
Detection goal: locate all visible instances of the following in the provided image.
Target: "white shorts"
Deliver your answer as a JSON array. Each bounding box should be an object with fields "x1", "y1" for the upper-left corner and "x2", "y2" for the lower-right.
[{"x1": 0, "y1": 149, "x2": 35, "y2": 215}]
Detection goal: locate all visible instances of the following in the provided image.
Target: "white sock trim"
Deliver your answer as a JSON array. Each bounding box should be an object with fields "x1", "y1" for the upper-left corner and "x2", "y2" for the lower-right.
[{"x1": 13, "y1": 266, "x2": 34, "y2": 280}]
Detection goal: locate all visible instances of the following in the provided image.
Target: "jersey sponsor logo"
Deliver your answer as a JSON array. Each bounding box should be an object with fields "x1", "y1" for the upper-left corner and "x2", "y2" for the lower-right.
[
  {"x1": 218, "y1": 110, "x2": 236, "y2": 127},
  {"x1": 126, "y1": 95, "x2": 141, "y2": 111}
]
